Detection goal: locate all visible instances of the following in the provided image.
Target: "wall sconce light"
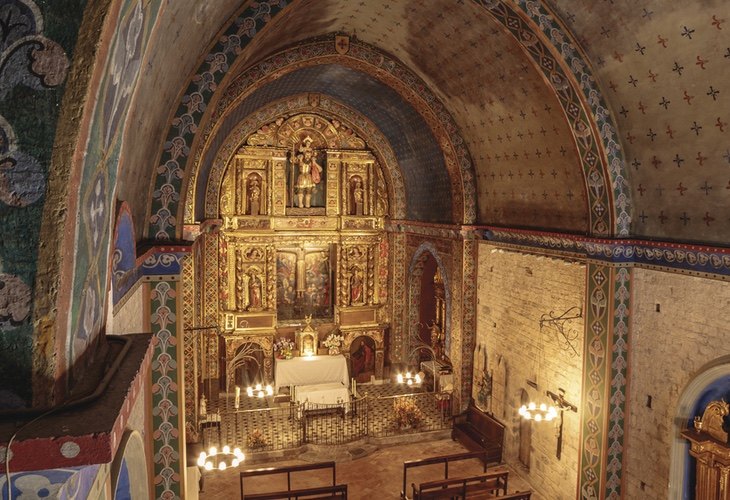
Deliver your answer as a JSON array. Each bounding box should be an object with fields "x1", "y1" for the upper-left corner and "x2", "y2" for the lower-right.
[{"x1": 539, "y1": 306, "x2": 582, "y2": 356}]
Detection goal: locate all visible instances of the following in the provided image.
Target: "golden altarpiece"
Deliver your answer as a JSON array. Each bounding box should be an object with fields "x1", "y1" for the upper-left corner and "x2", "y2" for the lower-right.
[
  {"x1": 198, "y1": 113, "x2": 390, "y2": 394},
  {"x1": 683, "y1": 400, "x2": 730, "y2": 499}
]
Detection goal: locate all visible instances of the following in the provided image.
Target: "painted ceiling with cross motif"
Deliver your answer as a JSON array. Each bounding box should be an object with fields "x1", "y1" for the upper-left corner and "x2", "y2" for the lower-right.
[{"x1": 114, "y1": 0, "x2": 730, "y2": 245}]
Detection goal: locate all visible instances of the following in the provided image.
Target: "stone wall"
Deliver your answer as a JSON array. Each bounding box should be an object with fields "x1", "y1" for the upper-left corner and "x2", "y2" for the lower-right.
[
  {"x1": 475, "y1": 243, "x2": 585, "y2": 499},
  {"x1": 624, "y1": 268, "x2": 730, "y2": 498}
]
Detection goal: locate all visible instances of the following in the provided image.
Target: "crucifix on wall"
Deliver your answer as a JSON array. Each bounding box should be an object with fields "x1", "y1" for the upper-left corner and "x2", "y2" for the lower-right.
[{"x1": 546, "y1": 389, "x2": 578, "y2": 459}]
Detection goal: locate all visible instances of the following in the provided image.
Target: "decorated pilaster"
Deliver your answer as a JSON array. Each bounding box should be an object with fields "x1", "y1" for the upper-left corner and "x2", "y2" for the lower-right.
[
  {"x1": 144, "y1": 247, "x2": 190, "y2": 499},
  {"x1": 579, "y1": 263, "x2": 631, "y2": 500}
]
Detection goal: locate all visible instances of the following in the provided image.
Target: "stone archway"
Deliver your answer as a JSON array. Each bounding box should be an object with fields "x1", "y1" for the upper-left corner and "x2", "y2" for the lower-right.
[{"x1": 668, "y1": 355, "x2": 730, "y2": 499}]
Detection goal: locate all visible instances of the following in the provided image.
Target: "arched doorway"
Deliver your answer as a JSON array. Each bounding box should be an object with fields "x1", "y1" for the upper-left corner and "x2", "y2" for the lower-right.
[{"x1": 669, "y1": 355, "x2": 730, "y2": 499}]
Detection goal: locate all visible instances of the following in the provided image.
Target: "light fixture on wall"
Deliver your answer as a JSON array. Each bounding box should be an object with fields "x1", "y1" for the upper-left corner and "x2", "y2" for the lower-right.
[{"x1": 539, "y1": 306, "x2": 582, "y2": 357}]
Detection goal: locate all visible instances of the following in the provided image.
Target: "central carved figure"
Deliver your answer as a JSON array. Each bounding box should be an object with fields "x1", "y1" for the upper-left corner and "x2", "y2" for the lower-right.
[{"x1": 293, "y1": 136, "x2": 323, "y2": 208}]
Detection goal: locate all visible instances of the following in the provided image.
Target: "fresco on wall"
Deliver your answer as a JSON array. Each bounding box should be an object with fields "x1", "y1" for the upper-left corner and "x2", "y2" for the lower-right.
[
  {"x1": 0, "y1": 465, "x2": 100, "y2": 500},
  {"x1": 66, "y1": 0, "x2": 162, "y2": 385},
  {"x1": 0, "y1": 0, "x2": 76, "y2": 405},
  {"x1": 111, "y1": 203, "x2": 140, "y2": 305}
]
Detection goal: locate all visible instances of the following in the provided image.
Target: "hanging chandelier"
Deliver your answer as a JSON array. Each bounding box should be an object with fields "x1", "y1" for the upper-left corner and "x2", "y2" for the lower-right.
[
  {"x1": 518, "y1": 401, "x2": 558, "y2": 422},
  {"x1": 196, "y1": 445, "x2": 245, "y2": 471}
]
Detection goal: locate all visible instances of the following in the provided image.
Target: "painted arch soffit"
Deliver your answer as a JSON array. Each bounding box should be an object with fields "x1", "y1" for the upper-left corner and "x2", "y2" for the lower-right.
[
  {"x1": 149, "y1": 31, "x2": 474, "y2": 239},
  {"x1": 193, "y1": 95, "x2": 406, "y2": 221},
  {"x1": 474, "y1": 0, "x2": 631, "y2": 236},
  {"x1": 147, "y1": 1, "x2": 627, "y2": 239}
]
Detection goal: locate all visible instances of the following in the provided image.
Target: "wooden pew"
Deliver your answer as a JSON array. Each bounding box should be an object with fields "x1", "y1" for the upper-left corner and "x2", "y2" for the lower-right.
[
  {"x1": 240, "y1": 461, "x2": 339, "y2": 499},
  {"x1": 451, "y1": 404, "x2": 505, "y2": 464},
  {"x1": 411, "y1": 471, "x2": 509, "y2": 499},
  {"x1": 401, "y1": 450, "x2": 488, "y2": 499},
  {"x1": 242, "y1": 484, "x2": 348, "y2": 499},
  {"x1": 497, "y1": 492, "x2": 532, "y2": 500}
]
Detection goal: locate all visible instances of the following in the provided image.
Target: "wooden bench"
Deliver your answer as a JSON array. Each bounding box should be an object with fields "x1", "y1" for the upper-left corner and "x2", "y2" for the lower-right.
[
  {"x1": 401, "y1": 450, "x2": 488, "y2": 499},
  {"x1": 240, "y1": 461, "x2": 341, "y2": 499},
  {"x1": 451, "y1": 404, "x2": 505, "y2": 464},
  {"x1": 412, "y1": 471, "x2": 509, "y2": 499},
  {"x1": 242, "y1": 484, "x2": 347, "y2": 499}
]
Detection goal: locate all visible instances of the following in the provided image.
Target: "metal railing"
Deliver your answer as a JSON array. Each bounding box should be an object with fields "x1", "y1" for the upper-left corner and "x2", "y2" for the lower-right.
[{"x1": 202, "y1": 391, "x2": 451, "y2": 452}]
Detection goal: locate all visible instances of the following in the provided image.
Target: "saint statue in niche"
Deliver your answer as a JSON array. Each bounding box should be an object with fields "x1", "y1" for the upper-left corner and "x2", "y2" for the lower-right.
[
  {"x1": 248, "y1": 176, "x2": 261, "y2": 215},
  {"x1": 248, "y1": 271, "x2": 263, "y2": 310},
  {"x1": 430, "y1": 320, "x2": 444, "y2": 361},
  {"x1": 291, "y1": 136, "x2": 323, "y2": 208},
  {"x1": 351, "y1": 177, "x2": 364, "y2": 215},
  {"x1": 350, "y1": 266, "x2": 364, "y2": 305}
]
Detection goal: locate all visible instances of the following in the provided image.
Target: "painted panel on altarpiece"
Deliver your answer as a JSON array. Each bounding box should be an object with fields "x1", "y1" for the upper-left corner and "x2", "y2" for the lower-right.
[{"x1": 276, "y1": 247, "x2": 332, "y2": 321}]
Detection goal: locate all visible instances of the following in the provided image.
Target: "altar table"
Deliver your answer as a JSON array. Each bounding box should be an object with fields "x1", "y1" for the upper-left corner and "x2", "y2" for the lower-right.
[
  {"x1": 294, "y1": 382, "x2": 350, "y2": 406},
  {"x1": 274, "y1": 354, "x2": 349, "y2": 392}
]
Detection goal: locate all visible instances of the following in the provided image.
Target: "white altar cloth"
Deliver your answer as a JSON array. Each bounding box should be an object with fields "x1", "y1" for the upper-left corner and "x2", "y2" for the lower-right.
[
  {"x1": 274, "y1": 354, "x2": 349, "y2": 391},
  {"x1": 294, "y1": 382, "x2": 350, "y2": 406}
]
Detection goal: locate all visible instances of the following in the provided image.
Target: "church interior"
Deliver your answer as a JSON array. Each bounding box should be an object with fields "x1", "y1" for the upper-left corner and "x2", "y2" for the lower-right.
[{"x1": 1, "y1": 0, "x2": 729, "y2": 498}]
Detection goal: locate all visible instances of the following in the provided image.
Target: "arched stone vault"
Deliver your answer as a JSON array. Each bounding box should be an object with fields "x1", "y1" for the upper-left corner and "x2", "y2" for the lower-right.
[{"x1": 147, "y1": 7, "x2": 627, "y2": 238}]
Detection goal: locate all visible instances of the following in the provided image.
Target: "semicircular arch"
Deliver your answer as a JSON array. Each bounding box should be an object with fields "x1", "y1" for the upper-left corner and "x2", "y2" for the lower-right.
[{"x1": 191, "y1": 94, "x2": 406, "y2": 221}]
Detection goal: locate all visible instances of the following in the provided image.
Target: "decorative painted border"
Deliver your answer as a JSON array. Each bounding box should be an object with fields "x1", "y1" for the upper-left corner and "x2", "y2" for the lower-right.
[
  {"x1": 475, "y1": 0, "x2": 620, "y2": 237},
  {"x1": 510, "y1": 0, "x2": 631, "y2": 236},
  {"x1": 141, "y1": 247, "x2": 190, "y2": 276},
  {"x1": 606, "y1": 266, "x2": 630, "y2": 498},
  {"x1": 147, "y1": 1, "x2": 289, "y2": 240},
  {"x1": 460, "y1": 239, "x2": 478, "y2": 413},
  {"x1": 579, "y1": 263, "x2": 612, "y2": 499},
  {"x1": 483, "y1": 227, "x2": 730, "y2": 280},
  {"x1": 150, "y1": 280, "x2": 181, "y2": 499}
]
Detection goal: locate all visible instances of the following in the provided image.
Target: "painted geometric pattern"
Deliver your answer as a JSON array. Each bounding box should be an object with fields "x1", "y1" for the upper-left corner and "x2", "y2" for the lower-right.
[
  {"x1": 181, "y1": 255, "x2": 196, "y2": 440},
  {"x1": 548, "y1": 0, "x2": 730, "y2": 244},
  {"x1": 460, "y1": 239, "x2": 478, "y2": 412},
  {"x1": 476, "y1": 0, "x2": 620, "y2": 237},
  {"x1": 606, "y1": 266, "x2": 630, "y2": 499},
  {"x1": 484, "y1": 227, "x2": 730, "y2": 281},
  {"x1": 150, "y1": 281, "x2": 181, "y2": 500},
  {"x1": 510, "y1": 0, "x2": 632, "y2": 236},
  {"x1": 390, "y1": 232, "x2": 407, "y2": 363},
  {"x1": 579, "y1": 264, "x2": 611, "y2": 500},
  {"x1": 148, "y1": 1, "x2": 288, "y2": 239},
  {"x1": 448, "y1": 241, "x2": 464, "y2": 413}
]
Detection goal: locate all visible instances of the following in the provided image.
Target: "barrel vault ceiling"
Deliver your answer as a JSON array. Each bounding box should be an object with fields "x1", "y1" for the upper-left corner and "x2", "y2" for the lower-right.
[{"x1": 117, "y1": 0, "x2": 730, "y2": 246}]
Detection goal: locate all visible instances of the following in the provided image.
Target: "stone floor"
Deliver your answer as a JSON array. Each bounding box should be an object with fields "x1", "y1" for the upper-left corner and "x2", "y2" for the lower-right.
[{"x1": 197, "y1": 437, "x2": 538, "y2": 499}]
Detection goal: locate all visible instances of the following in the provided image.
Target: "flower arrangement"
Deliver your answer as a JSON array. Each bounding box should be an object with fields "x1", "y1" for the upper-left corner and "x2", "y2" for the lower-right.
[
  {"x1": 322, "y1": 333, "x2": 344, "y2": 350},
  {"x1": 274, "y1": 337, "x2": 295, "y2": 358},
  {"x1": 247, "y1": 428, "x2": 269, "y2": 450},
  {"x1": 392, "y1": 397, "x2": 424, "y2": 430}
]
